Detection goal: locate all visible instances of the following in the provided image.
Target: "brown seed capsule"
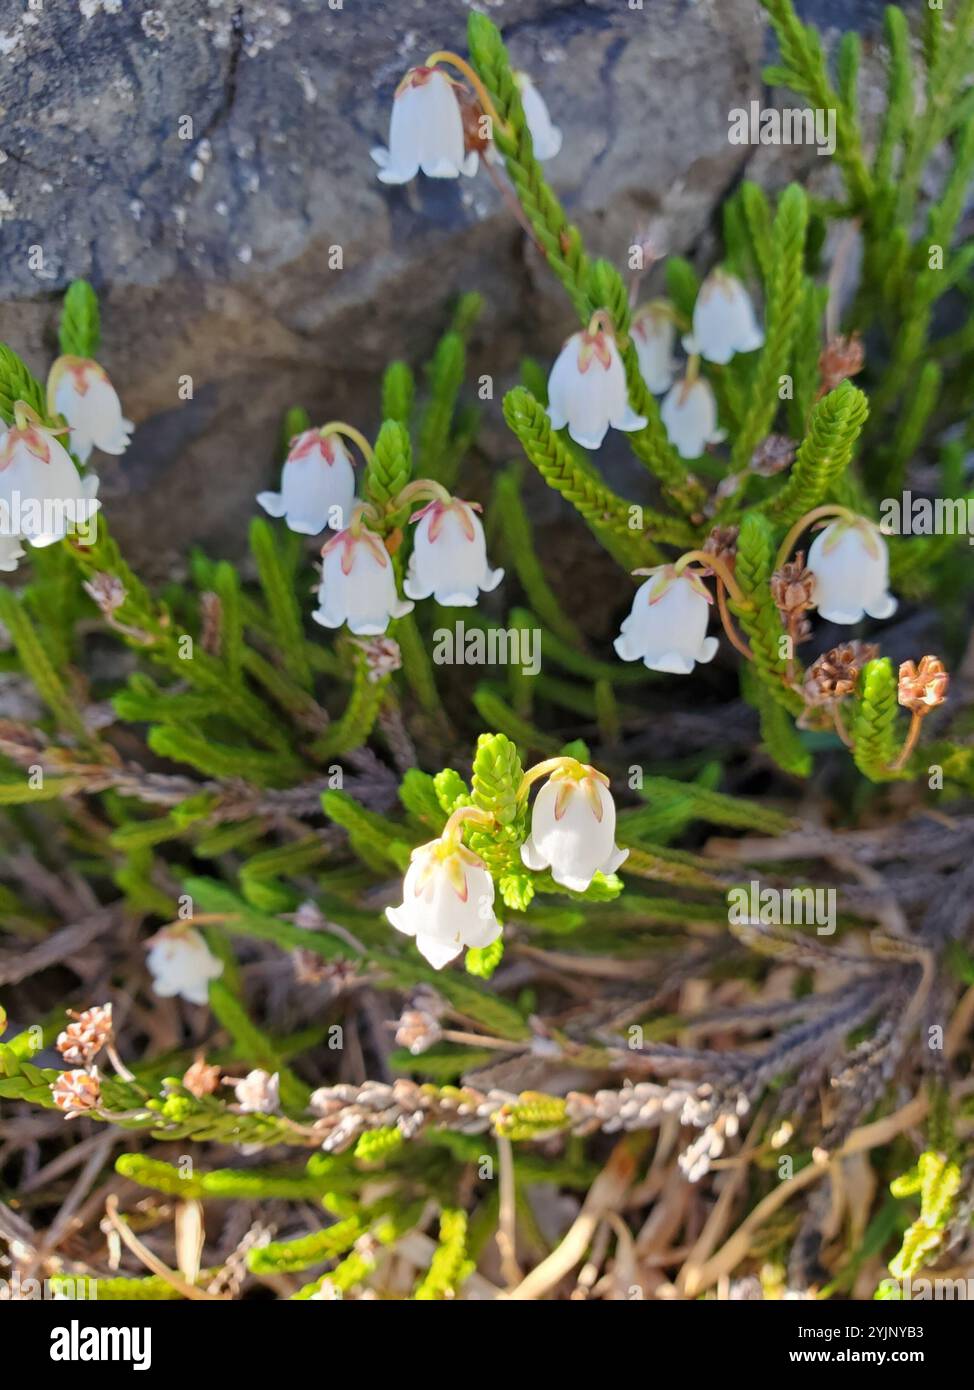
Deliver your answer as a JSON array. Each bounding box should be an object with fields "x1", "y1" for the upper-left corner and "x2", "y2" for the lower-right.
[
  {"x1": 770, "y1": 552, "x2": 816, "y2": 619},
  {"x1": 703, "y1": 524, "x2": 740, "y2": 564},
  {"x1": 803, "y1": 641, "x2": 879, "y2": 706},
  {"x1": 897, "y1": 655, "x2": 949, "y2": 714}
]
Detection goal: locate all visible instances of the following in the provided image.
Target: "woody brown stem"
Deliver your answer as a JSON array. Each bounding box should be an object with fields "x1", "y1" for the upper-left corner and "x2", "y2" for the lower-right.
[
  {"x1": 831, "y1": 703, "x2": 854, "y2": 749},
  {"x1": 716, "y1": 581, "x2": 754, "y2": 662},
  {"x1": 889, "y1": 711, "x2": 923, "y2": 772}
]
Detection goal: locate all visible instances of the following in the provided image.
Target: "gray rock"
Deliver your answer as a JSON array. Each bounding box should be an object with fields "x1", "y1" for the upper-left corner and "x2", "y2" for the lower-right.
[{"x1": 0, "y1": 0, "x2": 897, "y2": 574}]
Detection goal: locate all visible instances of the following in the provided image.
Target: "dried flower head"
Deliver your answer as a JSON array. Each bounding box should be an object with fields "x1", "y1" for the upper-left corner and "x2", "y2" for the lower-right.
[
  {"x1": 751, "y1": 433, "x2": 796, "y2": 477},
  {"x1": 803, "y1": 641, "x2": 879, "y2": 707},
  {"x1": 52, "y1": 1068, "x2": 102, "y2": 1118},
  {"x1": 898, "y1": 656, "x2": 949, "y2": 714},
  {"x1": 395, "y1": 1008, "x2": 443, "y2": 1056},
  {"x1": 82, "y1": 572, "x2": 127, "y2": 616},
  {"x1": 182, "y1": 1054, "x2": 222, "y2": 1099},
  {"x1": 230, "y1": 1069, "x2": 280, "y2": 1115},
  {"x1": 703, "y1": 524, "x2": 739, "y2": 564},
  {"x1": 56, "y1": 1003, "x2": 113, "y2": 1068},
  {"x1": 818, "y1": 333, "x2": 864, "y2": 393},
  {"x1": 771, "y1": 552, "x2": 816, "y2": 620},
  {"x1": 353, "y1": 636, "x2": 403, "y2": 684}
]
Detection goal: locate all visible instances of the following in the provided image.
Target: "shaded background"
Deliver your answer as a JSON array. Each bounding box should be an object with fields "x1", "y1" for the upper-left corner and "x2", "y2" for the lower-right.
[{"x1": 0, "y1": 0, "x2": 904, "y2": 578}]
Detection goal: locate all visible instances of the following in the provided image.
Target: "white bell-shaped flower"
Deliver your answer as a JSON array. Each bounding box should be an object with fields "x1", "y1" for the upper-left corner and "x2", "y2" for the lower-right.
[
  {"x1": 0, "y1": 413, "x2": 101, "y2": 547},
  {"x1": 614, "y1": 566, "x2": 719, "y2": 674},
  {"x1": 683, "y1": 270, "x2": 764, "y2": 365},
  {"x1": 547, "y1": 320, "x2": 647, "y2": 450},
  {"x1": 521, "y1": 767, "x2": 627, "y2": 892},
  {"x1": 49, "y1": 356, "x2": 133, "y2": 463},
  {"x1": 515, "y1": 71, "x2": 561, "y2": 160},
  {"x1": 313, "y1": 525, "x2": 413, "y2": 636},
  {"x1": 660, "y1": 376, "x2": 725, "y2": 459},
  {"x1": 146, "y1": 926, "x2": 223, "y2": 1006},
  {"x1": 806, "y1": 517, "x2": 897, "y2": 625},
  {"x1": 404, "y1": 497, "x2": 503, "y2": 606},
  {"x1": 257, "y1": 429, "x2": 356, "y2": 536},
  {"x1": 632, "y1": 304, "x2": 677, "y2": 394},
  {"x1": 387, "y1": 840, "x2": 502, "y2": 970},
  {"x1": 372, "y1": 66, "x2": 479, "y2": 184}
]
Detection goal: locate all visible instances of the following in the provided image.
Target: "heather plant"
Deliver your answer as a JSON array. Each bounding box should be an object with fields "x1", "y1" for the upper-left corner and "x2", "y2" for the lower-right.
[{"x1": 0, "y1": 0, "x2": 973, "y2": 1305}]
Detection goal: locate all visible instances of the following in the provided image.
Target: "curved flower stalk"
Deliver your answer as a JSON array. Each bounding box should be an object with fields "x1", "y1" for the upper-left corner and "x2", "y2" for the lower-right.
[
  {"x1": 660, "y1": 373, "x2": 725, "y2": 459},
  {"x1": 401, "y1": 480, "x2": 503, "y2": 605},
  {"x1": 0, "y1": 402, "x2": 100, "y2": 548},
  {"x1": 313, "y1": 509, "x2": 414, "y2": 636},
  {"x1": 47, "y1": 355, "x2": 133, "y2": 462},
  {"x1": 518, "y1": 757, "x2": 627, "y2": 891},
  {"x1": 631, "y1": 302, "x2": 678, "y2": 395},
  {"x1": 547, "y1": 311, "x2": 647, "y2": 449},
  {"x1": 776, "y1": 506, "x2": 897, "y2": 626},
  {"x1": 146, "y1": 925, "x2": 223, "y2": 1006},
  {"x1": 257, "y1": 423, "x2": 362, "y2": 536},
  {"x1": 683, "y1": 270, "x2": 764, "y2": 365},
  {"x1": 387, "y1": 806, "x2": 503, "y2": 968}
]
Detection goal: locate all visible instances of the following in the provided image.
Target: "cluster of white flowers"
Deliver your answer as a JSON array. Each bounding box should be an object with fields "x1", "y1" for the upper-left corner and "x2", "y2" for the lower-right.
[
  {"x1": 612, "y1": 512, "x2": 898, "y2": 677},
  {"x1": 0, "y1": 357, "x2": 129, "y2": 571},
  {"x1": 258, "y1": 422, "x2": 502, "y2": 637},
  {"x1": 543, "y1": 270, "x2": 762, "y2": 461},
  {"x1": 372, "y1": 62, "x2": 560, "y2": 185},
  {"x1": 387, "y1": 760, "x2": 626, "y2": 970}
]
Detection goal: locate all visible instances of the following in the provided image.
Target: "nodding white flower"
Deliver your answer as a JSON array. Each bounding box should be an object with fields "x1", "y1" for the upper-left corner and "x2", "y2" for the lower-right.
[
  {"x1": 313, "y1": 525, "x2": 413, "y2": 636},
  {"x1": 257, "y1": 429, "x2": 356, "y2": 536},
  {"x1": 807, "y1": 516, "x2": 897, "y2": 625},
  {"x1": 520, "y1": 766, "x2": 628, "y2": 892},
  {"x1": 515, "y1": 71, "x2": 562, "y2": 160},
  {"x1": 614, "y1": 566, "x2": 719, "y2": 674},
  {"x1": 632, "y1": 303, "x2": 677, "y2": 394},
  {"x1": 386, "y1": 839, "x2": 502, "y2": 970},
  {"x1": 547, "y1": 319, "x2": 647, "y2": 450},
  {"x1": 48, "y1": 356, "x2": 133, "y2": 462},
  {"x1": 146, "y1": 926, "x2": 223, "y2": 1006},
  {"x1": 372, "y1": 66, "x2": 479, "y2": 184},
  {"x1": 683, "y1": 270, "x2": 764, "y2": 365},
  {"x1": 404, "y1": 497, "x2": 503, "y2": 606},
  {"x1": 0, "y1": 415, "x2": 100, "y2": 546},
  {"x1": 660, "y1": 376, "x2": 725, "y2": 459}
]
